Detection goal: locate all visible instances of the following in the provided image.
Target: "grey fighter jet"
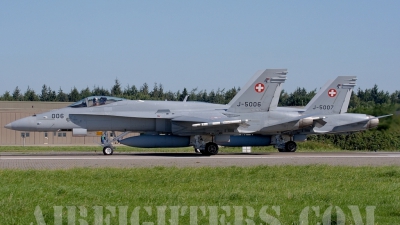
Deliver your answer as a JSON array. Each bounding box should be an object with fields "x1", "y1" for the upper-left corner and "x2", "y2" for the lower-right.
[
  {"x1": 251, "y1": 76, "x2": 392, "y2": 151},
  {"x1": 5, "y1": 69, "x2": 287, "y2": 155},
  {"x1": 5, "y1": 69, "x2": 389, "y2": 155}
]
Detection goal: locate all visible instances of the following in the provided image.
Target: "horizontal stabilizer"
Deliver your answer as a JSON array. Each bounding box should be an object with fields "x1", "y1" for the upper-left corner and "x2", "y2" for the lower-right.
[{"x1": 376, "y1": 114, "x2": 393, "y2": 119}]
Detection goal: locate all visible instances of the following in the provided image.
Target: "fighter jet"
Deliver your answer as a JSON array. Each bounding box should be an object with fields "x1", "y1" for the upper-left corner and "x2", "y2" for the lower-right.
[
  {"x1": 5, "y1": 69, "x2": 389, "y2": 155},
  {"x1": 245, "y1": 76, "x2": 392, "y2": 151}
]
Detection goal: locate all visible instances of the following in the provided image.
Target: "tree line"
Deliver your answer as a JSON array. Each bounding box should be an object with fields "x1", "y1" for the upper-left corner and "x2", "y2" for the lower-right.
[
  {"x1": 1, "y1": 79, "x2": 399, "y2": 151},
  {"x1": 0, "y1": 80, "x2": 239, "y2": 104},
  {"x1": 2, "y1": 79, "x2": 400, "y2": 108}
]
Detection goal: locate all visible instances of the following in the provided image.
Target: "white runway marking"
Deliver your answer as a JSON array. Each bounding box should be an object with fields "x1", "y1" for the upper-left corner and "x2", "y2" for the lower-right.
[{"x1": 1, "y1": 152, "x2": 399, "y2": 169}]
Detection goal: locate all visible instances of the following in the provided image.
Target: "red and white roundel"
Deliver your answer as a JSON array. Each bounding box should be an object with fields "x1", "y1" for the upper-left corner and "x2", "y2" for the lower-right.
[
  {"x1": 254, "y1": 83, "x2": 265, "y2": 93},
  {"x1": 328, "y1": 88, "x2": 337, "y2": 97}
]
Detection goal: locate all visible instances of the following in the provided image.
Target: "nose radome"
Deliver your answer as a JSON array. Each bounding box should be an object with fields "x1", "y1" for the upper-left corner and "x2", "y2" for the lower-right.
[
  {"x1": 4, "y1": 116, "x2": 37, "y2": 131},
  {"x1": 4, "y1": 123, "x2": 12, "y2": 129}
]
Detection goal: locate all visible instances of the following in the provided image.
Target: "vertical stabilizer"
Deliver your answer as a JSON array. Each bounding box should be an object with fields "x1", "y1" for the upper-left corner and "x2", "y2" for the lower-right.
[
  {"x1": 227, "y1": 69, "x2": 287, "y2": 113},
  {"x1": 304, "y1": 76, "x2": 357, "y2": 114}
]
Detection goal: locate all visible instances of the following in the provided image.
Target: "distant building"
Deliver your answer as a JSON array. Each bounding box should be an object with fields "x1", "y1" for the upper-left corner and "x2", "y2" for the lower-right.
[{"x1": 0, "y1": 101, "x2": 135, "y2": 146}]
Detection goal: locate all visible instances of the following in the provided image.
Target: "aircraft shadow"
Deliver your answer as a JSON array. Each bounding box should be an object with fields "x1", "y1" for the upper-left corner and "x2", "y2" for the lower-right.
[
  {"x1": 1, "y1": 152, "x2": 272, "y2": 157},
  {"x1": 117, "y1": 152, "x2": 272, "y2": 157}
]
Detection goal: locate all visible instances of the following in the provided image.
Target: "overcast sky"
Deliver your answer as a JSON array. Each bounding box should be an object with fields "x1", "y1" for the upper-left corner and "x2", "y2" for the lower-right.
[{"x1": 1, "y1": 1, "x2": 399, "y2": 96}]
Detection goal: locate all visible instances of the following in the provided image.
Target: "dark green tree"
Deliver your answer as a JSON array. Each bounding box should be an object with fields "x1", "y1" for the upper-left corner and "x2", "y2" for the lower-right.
[
  {"x1": 39, "y1": 84, "x2": 48, "y2": 101},
  {"x1": 24, "y1": 86, "x2": 39, "y2": 101},
  {"x1": 12, "y1": 86, "x2": 23, "y2": 101},
  {"x1": 188, "y1": 88, "x2": 198, "y2": 102},
  {"x1": 56, "y1": 88, "x2": 68, "y2": 102},
  {"x1": 80, "y1": 87, "x2": 91, "y2": 99},
  {"x1": 123, "y1": 85, "x2": 138, "y2": 99},
  {"x1": 69, "y1": 87, "x2": 81, "y2": 102},
  {"x1": 179, "y1": 88, "x2": 189, "y2": 101},
  {"x1": 163, "y1": 91, "x2": 176, "y2": 101},
  {"x1": 225, "y1": 87, "x2": 237, "y2": 104},
  {"x1": 214, "y1": 88, "x2": 225, "y2": 104},
  {"x1": 111, "y1": 79, "x2": 122, "y2": 96},
  {"x1": 278, "y1": 90, "x2": 289, "y2": 106},
  {"x1": 138, "y1": 83, "x2": 150, "y2": 100},
  {"x1": 150, "y1": 83, "x2": 161, "y2": 99},
  {"x1": 282, "y1": 87, "x2": 316, "y2": 106},
  {"x1": 92, "y1": 86, "x2": 110, "y2": 96},
  {"x1": 47, "y1": 87, "x2": 57, "y2": 101},
  {"x1": 1, "y1": 91, "x2": 13, "y2": 101}
]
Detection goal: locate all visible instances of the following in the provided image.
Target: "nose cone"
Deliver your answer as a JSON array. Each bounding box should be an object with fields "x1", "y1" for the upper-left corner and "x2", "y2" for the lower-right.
[
  {"x1": 367, "y1": 117, "x2": 379, "y2": 129},
  {"x1": 4, "y1": 116, "x2": 37, "y2": 131},
  {"x1": 4, "y1": 123, "x2": 12, "y2": 129}
]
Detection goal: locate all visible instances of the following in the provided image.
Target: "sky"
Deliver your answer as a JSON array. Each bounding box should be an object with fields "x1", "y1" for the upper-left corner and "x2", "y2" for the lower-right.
[{"x1": 1, "y1": 1, "x2": 399, "y2": 96}]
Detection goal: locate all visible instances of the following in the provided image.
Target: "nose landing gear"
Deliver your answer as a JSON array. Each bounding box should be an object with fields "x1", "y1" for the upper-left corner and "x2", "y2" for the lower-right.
[
  {"x1": 101, "y1": 131, "x2": 131, "y2": 155},
  {"x1": 103, "y1": 146, "x2": 114, "y2": 155}
]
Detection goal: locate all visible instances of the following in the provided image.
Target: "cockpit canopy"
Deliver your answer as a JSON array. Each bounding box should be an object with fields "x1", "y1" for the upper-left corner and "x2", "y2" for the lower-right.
[{"x1": 68, "y1": 96, "x2": 126, "y2": 108}]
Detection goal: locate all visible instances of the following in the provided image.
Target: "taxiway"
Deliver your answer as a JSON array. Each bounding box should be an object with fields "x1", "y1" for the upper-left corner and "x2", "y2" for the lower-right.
[{"x1": 0, "y1": 152, "x2": 399, "y2": 169}]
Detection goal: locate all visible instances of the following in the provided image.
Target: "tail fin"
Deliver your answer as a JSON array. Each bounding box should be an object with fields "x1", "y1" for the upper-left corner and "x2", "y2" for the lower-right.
[
  {"x1": 227, "y1": 69, "x2": 287, "y2": 113},
  {"x1": 304, "y1": 76, "x2": 357, "y2": 114}
]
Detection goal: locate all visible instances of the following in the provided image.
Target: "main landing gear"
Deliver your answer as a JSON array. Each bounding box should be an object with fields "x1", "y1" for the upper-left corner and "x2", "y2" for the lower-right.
[
  {"x1": 200, "y1": 142, "x2": 219, "y2": 155},
  {"x1": 275, "y1": 135, "x2": 297, "y2": 152},
  {"x1": 277, "y1": 141, "x2": 297, "y2": 152},
  {"x1": 101, "y1": 131, "x2": 131, "y2": 155},
  {"x1": 194, "y1": 142, "x2": 219, "y2": 155},
  {"x1": 193, "y1": 135, "x2": 219, "y2": 155}
]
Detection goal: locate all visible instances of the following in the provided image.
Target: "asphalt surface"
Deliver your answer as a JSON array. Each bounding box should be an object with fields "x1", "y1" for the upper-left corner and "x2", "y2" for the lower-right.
[{"x1": 0, "y1": 151, "x2": 400, "y2": 169}]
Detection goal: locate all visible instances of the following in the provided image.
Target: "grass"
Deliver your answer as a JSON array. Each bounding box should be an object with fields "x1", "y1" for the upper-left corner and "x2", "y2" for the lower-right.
[{"x1": 1, "y1": 166, "x2": 400, "y2": 224}]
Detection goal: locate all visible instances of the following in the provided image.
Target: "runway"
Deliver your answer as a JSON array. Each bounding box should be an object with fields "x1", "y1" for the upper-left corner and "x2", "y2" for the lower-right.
[{"x1": 1, "y1": 151, "x2": 400, "y2": 169}]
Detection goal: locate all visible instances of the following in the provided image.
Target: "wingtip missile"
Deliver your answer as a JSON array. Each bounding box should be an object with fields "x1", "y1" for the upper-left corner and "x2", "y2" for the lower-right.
[{"x1": 192, "y1": 119, "x2": 249, "y2": 127}]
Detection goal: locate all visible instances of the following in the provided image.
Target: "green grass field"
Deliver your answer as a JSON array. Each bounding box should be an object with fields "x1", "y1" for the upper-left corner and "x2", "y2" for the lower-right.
[{"x1": 1, "y1": 166, "x2": 399, "y2": 224}]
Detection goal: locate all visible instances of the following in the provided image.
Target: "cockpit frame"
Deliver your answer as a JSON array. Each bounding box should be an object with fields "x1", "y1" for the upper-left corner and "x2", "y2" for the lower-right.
[{"x1": 68, "y1": 96, "x2": 126, "y2": 108}]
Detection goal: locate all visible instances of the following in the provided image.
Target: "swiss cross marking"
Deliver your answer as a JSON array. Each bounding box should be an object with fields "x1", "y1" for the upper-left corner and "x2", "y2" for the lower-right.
[
  {"x1": 255, "y1": 83, "x2": 265, "y2": 93},
  {"x1": 328, "y1": 89, "x2": 337, "y2": 97}
]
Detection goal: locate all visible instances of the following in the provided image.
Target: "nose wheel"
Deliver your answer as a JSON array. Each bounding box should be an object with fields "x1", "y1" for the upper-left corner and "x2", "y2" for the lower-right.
[{"x1": 103, "y1": 146, "x2": 114, "y2": 155}]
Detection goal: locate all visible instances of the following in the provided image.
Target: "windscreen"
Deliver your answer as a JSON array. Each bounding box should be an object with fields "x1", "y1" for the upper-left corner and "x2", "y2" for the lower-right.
[{"x1": 68, "y1": 96, "x2": 126, "y2": 108}]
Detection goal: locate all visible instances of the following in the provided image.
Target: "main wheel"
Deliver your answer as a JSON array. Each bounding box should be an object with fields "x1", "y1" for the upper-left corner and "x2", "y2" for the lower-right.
[
  {"x1": 204, "y1": 142, "x2": 219, "y2": 155},
  {"x1": 103, "y1": 146, "x2": 114, "y2": 155},
  {"x1": 285, "y1": 141, "x2": 297, "y2": 152}
]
